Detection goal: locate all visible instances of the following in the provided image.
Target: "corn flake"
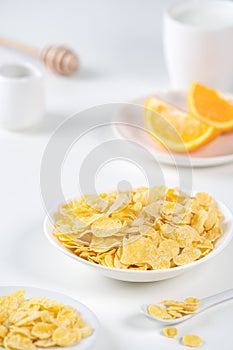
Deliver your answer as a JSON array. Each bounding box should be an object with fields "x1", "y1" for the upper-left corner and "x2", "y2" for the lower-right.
[
  {"x1": 182, "y1": 334, "x2": 203, "y2": 347},
  {"x1": 52, "y1": 327, "x2": 79, "y2": 347},
  {"x1": 147, "y1": 305, "x2": 172, "y2": 319},
  {"x1": 163, "y1": 327, "x2": 178, "y2": 338},
  {"x1": 53, "y1": 187, "x2": 224, "y2": 271},
  {"x1": 0, "y1": 325, "x2": 8, "y2": 338},
  {"x1": 0, "y1": 290, "x2": 92, "y2": 349},
  {"x1": 148, "y1": 296, "x2": 200, "y2": 320},
  {"x1": 4, "y1": 334, "x2": 36, "y2": 350}
]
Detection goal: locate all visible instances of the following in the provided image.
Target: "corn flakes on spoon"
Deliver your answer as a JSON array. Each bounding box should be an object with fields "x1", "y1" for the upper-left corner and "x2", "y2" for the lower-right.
[{"x1": 141, "y1": 289, "x2": 233, "y2": 325}]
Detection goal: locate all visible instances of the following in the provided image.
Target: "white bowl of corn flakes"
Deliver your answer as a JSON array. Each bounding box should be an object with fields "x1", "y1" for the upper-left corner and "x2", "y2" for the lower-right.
[
  {"x1": 44, "y1": 187, "x2": 233, "y2": 282},
  {"x1": 0, "y1": 286, "x2": 99, "y2": 350}
]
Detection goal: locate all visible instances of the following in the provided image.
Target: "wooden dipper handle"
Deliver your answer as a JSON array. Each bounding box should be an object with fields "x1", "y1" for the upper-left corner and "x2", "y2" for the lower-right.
[{"x1": 0, "y1": 36, "x2": 79, "y2": 76}]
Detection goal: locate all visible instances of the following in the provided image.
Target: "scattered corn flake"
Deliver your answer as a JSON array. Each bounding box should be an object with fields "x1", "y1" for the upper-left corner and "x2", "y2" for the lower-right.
[
  {"x1": 163, "y1": 327, "x2": 178, "y2": 338},
  {"x1": 182, "y1": 334, "x2": 203, "y2": 348}
]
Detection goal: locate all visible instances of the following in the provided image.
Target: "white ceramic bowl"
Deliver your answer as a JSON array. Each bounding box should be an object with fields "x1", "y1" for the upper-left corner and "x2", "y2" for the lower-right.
[
  {"x1": 44, "y1": 198, "x2": 233, "y2": 283},
  {"x1": 0, "y1": 286, "x2": 100, "y2": 350}
]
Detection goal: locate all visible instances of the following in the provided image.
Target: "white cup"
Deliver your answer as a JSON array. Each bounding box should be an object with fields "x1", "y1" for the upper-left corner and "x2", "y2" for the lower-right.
[
  {"x1": 163, "y1": 0, "x2": 233, "y2": 90},
  {"x1": 0, "y1": 63, "x2": 45, "y2": 131}
]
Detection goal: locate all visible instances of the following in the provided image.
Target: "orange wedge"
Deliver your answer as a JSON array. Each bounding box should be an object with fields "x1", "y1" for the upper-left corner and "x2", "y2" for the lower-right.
[
  {"x1": 188, "y1": 82, "x2": 233, "y2": 131},
  {"x1": 144, "y1": 96, "x2": 218, "y2": 152}
]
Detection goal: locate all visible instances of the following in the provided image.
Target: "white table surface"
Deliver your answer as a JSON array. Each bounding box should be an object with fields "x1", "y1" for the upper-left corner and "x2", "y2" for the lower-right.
[{"x1": 0, "y1": 1, "x2": 233, "y2": 349}]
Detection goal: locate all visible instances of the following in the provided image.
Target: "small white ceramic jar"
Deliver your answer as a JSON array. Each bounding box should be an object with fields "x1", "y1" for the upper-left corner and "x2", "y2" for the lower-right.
[{"x1": 0, "y1": 63, "x2": 45, "y2": 131}]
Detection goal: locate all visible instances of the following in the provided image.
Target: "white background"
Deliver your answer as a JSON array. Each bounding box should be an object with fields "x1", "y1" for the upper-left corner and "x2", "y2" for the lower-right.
[{"x1": 0, "y1": 1, "x2": 233, "y2": 349}]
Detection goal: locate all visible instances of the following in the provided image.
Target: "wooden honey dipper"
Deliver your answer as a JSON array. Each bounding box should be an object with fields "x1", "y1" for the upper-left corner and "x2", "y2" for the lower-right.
[{"x1": 0, "y1": 36, "x2": 79, "y2": 76}]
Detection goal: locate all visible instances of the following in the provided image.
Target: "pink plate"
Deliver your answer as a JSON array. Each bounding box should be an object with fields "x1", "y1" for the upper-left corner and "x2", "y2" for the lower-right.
[{"x1": 114, "y1": 91, "x2": 233, "y2": 167}]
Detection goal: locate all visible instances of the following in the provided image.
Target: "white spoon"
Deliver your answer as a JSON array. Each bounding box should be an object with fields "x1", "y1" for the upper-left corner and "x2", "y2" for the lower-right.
[{"x1": 141, "y1": 289, "x2": 233, "y2": 325}]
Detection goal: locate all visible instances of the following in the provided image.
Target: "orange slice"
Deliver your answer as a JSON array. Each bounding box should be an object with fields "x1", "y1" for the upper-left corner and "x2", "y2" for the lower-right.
[
  {"x1": 188, "y1": 82, "x2": 233, "y2": 131},
  {"x1": 144, "y1": 96, "x2": 218, "y2": 152}
]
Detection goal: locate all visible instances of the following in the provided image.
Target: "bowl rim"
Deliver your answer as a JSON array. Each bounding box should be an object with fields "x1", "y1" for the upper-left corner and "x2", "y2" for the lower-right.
[{"x1": 44, "y1": 196, "x2": 233, "y2": 275}]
